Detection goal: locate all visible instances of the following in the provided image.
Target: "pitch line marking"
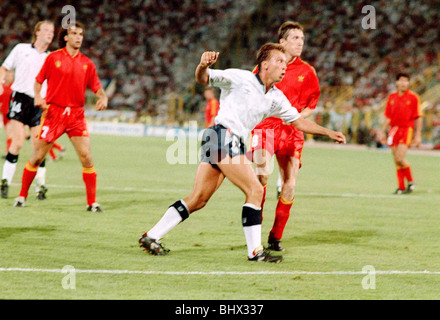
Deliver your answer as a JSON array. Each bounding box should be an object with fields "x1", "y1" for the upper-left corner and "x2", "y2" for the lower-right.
[
  {"x1": 0, "y1": 267, "x2": 439, "y2": 276},
  {"x1": 10, "y1": 183, "x2": 422, "y2": 199}
]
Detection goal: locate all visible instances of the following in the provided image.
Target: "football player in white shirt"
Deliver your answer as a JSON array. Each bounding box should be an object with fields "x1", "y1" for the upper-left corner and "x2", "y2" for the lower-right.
[
  {"x1": 139, "y1": 43, "x2": 346, "y2": 262},
  {"x1": 0, "y1": 21, "x2": 54, "y2": 200}
]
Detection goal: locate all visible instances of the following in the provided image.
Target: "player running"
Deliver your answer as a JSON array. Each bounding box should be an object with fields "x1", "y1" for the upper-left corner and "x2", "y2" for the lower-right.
[
  {"x1": 380, "y1": 73, "x2": 422, "y2": 194},
  {"x1": 14, "y1": 22, "x2": 108, "y2": 211},
  {"x1": 250, "y1": 21, "x2": 320, "y2": 251},
  {"x1": 139, "y1": 44, "x2": 346, "y2": 263},
  {"x1": 0, "y1": 21, "x2": 54, "y2": 200}
]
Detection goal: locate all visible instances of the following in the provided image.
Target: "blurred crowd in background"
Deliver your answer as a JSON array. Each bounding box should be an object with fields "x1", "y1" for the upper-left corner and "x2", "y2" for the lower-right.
[{"x1": 1, "y1": 0, "x2": 439, "y2": 145}]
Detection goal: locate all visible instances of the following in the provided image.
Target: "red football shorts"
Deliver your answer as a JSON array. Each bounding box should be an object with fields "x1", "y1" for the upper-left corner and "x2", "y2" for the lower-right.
[
  {"x1": 387, "y1": 126, "x2": 413, "y2": 147},
  {"x1": 38, "y1": 104, "x2": 89, "y2": 143},
  {"x1": 250, "y1": 121, "x2": 304, "y2": 160}
]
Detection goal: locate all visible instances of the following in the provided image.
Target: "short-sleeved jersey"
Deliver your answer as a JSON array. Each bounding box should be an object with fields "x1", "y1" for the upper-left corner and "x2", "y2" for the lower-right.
[
  {"x1": 36, "y1": 47, "x2": 101, "y2": 108},
  {"x1": 0, "y1": 84, "x2": 12, "y2": 114},
  {"x1": 275, "y1": 57, "x2": 320, "y2": 113},
  {"x1": 208, "y1": 68, "x2": 301, "y2": 140},
  {"x1": 384, "y1": 90, "x2": 422, "y2": 127},
  {"x1": 204, "y1": 97, "x2": 220, "y2": 128},
  {"x1": 2, "y1": 43, "x2": 49, "y2": 98}
]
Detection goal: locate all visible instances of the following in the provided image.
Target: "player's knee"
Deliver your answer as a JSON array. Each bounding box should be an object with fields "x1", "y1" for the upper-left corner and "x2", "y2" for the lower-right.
[
  {"x1": 257, "y1": 175, "x2": 269, "y2": 186},
  {"x1": 395, "y1": 158, "x2": 406, "y2": 167},
  {"x1": 9, "y1": 140, "x2": 24, "y2": 154},
  {"x1": 191, "y1": 192, "x2": 211, "y2": 211},
  {"x1": 248, "y1": 184, "x2": 264, "y2": 203},
  {"x1": 282, "y1": 178, "x2": 296, "y2": 193}
]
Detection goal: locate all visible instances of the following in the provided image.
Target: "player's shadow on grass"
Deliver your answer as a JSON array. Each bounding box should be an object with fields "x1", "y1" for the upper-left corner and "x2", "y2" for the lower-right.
[
  {"x1": 288, "y1": 229, "x2": 377, "y2": 246},
  {"x1": 0, "y1": 226, "x2": 57, "y2": 239}
]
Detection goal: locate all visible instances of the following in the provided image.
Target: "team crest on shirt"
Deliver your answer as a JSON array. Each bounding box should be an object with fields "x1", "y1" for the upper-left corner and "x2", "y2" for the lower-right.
[
  {"x1": 298, "y1": 75, "x2": 304, "y2": 82},
  {"x1": 406, "y1": 100, "x2": 410, "y2": 105},
  {"x1": 390, "y1": 100, "x2": 394, "y2": 105},
  {"x1": 55, "y1": 61, "x2": 61, "y2": 68},
  {"x1": 83, "y1": 65, "x2": 88, "y2": 70}
]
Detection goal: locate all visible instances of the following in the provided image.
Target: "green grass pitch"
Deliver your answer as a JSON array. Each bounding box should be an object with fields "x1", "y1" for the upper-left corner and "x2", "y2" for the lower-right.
[{"x1": 0, "y1": 132, "x2": 439, "y2": 299}]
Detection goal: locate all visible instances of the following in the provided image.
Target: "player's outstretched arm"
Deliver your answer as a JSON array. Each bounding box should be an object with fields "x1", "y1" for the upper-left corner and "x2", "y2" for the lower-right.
[
  {"x1": 195, "y1": 51, "x2": 219, "y2": 85},
  {"x1": 95, "y1": 88, "x2": 108, "y2": 111},
  {"x1": 291, "y1": 117, "x2": 346, "y2": 144}
]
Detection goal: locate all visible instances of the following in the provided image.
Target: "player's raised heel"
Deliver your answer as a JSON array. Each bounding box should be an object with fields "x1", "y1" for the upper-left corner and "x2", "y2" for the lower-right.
[
  {"x1": 139, "y1": 233, "x2": 170, "y2": 256},
  {"x1": 1, "y1": 179, "x2": 8, "y2": 199}
]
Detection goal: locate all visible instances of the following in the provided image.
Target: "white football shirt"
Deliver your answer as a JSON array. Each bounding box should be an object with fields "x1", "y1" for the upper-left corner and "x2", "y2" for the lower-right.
[
  {"x1": 208, "y1": 68, "x2": 301, "y2": 140},
  {"x1": 2, "y1": 43, "x2": 49, "y2": 98}
]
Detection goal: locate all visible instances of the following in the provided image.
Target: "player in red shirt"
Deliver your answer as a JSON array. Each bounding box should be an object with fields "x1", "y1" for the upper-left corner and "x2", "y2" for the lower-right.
[
  {"x1": 0, "y1": 71, "x2": 14, "y2": 154},
  {"x1": 250, "y1": 21, "x2": 320, "y2": 251},
  {"x1": 14, "y1": 22, "x2": 108, "y2": 211},
  {"x1": 203, "y1": 86, "x2": 220, "y2": 128},
  {"x1": 380, "y1": 73, "x2": 422, "y2": 194}
]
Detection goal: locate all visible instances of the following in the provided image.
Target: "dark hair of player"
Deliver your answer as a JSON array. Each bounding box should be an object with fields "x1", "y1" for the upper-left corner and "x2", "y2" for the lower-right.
[
  {"x1": 57, "y1": 22, "x2": 85, "y2": 48},
  {"x1": 278, "y1": 21, "x2": 304, "y2": 41},
  {"x1": 396, "y1": 72, "x2": 410, "y2": 81},
  {"x1": 256, "y1": 43, "x2": 286, "y2": 71}
]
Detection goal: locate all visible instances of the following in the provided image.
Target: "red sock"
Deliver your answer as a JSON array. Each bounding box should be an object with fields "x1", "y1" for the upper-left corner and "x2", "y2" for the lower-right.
[
  {"x1": 19, "y1": 161, "x2": 39, "y2": 198},
  {"x1": 269, "y1": 196, "x2": 294, "y2": 241},
  {"x1": 83, "y1": 166, "x2": 97, "y2": 206},
  {"x1": 402, "y1": 165, "x2": 413, "y2": 183},
  {"x1": 53, "y1": 142, "x2": 63, "y2": 151},
  {"x1": 6, "y1": 138, "x2": 12, "y2": 153},
  {"x1": 396, "y1": 167, "x2": 405, "y2": 190},
  {"x1": 260, "y1": 184, "x2": 267, "y2": 221},
  {"x1": 49, "y1": 148, "x2": 57, "y2": 160}
]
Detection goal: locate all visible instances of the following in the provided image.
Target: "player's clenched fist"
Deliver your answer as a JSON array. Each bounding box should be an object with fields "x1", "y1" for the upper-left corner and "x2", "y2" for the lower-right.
[{"x1": 200, "y1": 51, "x2": 219, "y2": 67}]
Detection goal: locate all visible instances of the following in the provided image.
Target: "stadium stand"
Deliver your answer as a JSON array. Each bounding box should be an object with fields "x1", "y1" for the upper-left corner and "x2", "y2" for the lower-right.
[{"x1": 1, "y1": 0, "x2": 439, "y2": 144}]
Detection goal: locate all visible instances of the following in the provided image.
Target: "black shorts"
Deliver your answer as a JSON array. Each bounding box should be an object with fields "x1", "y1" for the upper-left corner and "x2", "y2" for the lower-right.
[
  {"x1": 7, "y1": 91, "x2": 43, "y2": 127},
  {"x1": 200, "y1": 124, "x2": 247, "y2": 169}
]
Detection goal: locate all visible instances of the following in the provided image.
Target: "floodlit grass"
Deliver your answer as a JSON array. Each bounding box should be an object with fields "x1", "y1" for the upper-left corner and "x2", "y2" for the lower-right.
[{"x1": 1, "y1": 132, "x2": 439, "y2": 299}]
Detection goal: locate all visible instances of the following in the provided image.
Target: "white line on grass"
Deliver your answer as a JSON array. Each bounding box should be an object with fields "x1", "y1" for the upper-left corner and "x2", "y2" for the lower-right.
[
  {"x1": 10, "y1": 183, "x2": 421, "y2": 199},
  {"x1": 1, "y1": 267, "x2": 439, "y2": 276}
]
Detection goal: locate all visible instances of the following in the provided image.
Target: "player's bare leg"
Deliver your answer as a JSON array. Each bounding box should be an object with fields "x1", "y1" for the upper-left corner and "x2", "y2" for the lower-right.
[
  {"x1": 141, "y1": 163, "x2": 224, "y2": 255},
  {"x1": 253, "y1": 148, "x2": 274, "y2": 217},
  {"x1": 183, "y1": 163, "x2": 225, "y2": 212},
  {"x1": 70, "y1": 136, "x2": 102, "y2": 211}
]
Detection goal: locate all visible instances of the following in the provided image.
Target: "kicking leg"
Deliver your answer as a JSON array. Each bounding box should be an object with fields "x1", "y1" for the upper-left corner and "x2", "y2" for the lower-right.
[{"x1": 140, "y1": 163, "x2": 224, "y2": 255}]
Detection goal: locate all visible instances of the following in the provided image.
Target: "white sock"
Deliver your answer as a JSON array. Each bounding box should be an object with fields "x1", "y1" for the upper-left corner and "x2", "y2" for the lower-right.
[
  {"x1": 242, "y1": 203, "x2": 262, "y2": 258},
  {"x1": 35, "y1": 167, "x2": 46, "y2": 192},
  {"x1": 147, "y1": 206, "x2": 183, "y2": 240},
  {"x1": 2, "y1": 160, "x2": 17, "y2": 185},
  {"x1": 244, "y1": 225, "x2": 262, "y2": 258}
]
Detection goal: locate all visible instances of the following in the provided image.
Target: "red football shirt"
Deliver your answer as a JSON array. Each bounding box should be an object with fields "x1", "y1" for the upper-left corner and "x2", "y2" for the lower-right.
[
  {"x1": 384, "y1": 90, "x2": 422, "y2": 127},
  {"x1": 253, "y1": 57, "x2": 320, "y2": 126},
  {"x1": 204, "y1": 98, "x2": 220, "y2": 128},
  {"x1": 36, "y1": 47, "x2": 101, "y2": 108}
]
